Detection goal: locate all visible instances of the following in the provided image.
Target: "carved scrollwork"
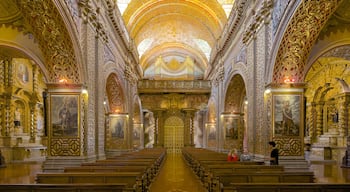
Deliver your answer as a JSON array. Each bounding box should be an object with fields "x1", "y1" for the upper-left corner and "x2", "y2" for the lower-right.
[
  {"x1": 16, "y1": 0, "x2": 80, "y2": 84},
  {"x1": 273, "y1": 0, "x2": 341, "y2": 83}
]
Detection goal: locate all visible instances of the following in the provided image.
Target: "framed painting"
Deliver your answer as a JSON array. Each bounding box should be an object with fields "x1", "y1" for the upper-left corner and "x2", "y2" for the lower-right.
[
  {"x1": 50, "y1": 94, "x2": 79, "y2": 137},
  {"x1": 223, "y1": 116, "x2": 239, "y2": 140},
  {"x1": 110, "y1": 114, "x2": 128, "y2": 139},
  {"x1": 273, "y1": 94, "x2": 301, "y2": 136}
]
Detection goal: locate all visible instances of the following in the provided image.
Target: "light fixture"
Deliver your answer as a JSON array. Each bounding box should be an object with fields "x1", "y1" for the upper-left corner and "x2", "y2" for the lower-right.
[{"x1": 58, "y1": 78, "x2": 68, "y2": 83}]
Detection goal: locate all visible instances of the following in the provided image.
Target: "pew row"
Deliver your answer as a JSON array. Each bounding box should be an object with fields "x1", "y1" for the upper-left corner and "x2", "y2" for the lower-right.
[
  {"x1": 36, "y1": 148, "x2": 167, "y2": 192},
  {"x1": 0, "y1": 184, "x2": 133, "y2": 192},
  {"x1": 221, "y1": 183, "x2": 350, "y2": 192}
]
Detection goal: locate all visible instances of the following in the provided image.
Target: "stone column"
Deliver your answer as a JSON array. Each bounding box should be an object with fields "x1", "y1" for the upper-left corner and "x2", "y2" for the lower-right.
[
  {"x1": 182, "y1": 108, "x2": 196, "y2": 146},
  {"x1": 153, "y1": 109, "x2": 165, "y2": 147}
]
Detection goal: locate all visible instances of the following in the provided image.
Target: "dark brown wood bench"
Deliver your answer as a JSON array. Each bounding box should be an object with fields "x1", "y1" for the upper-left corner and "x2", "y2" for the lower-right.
[
  {"x1": 64, "y1": 165, "x2": 153, "y2": 188},
  {"x1": 64, "y1": 165, "x2": 148, "y2": 173},
  {"x1": 221, "y1": 183, "x2": 350, "y2": 192},
  {"x1": 199, "y1": 165, "x2": 284, "y2": 183},
  {"x1": 36, "y1": 172, "x2": 144, "y2": 191},
  {"x1": 0, "y1": 184, "x2": 133, "y2": 192},
  {"x1": 209, "y1": 171, "x2": 315, "y2": 192}
]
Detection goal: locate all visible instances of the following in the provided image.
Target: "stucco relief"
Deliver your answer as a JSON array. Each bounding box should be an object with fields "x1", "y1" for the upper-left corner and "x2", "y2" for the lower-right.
[
  {"x1": 255, "y1": 25, "x2": 267, "y2": 154},
  {"x1": 273, "y1": 0, "x2": 341, "y2": 83},
  {"x1": 272, "y1": 0, "x2": 291, "y2": 35},
  {"x1": 246, "y1": 39, "x2": 255, "y2": 153},
  {"x1": 17, "y1": 0, "x2": 80, "y2": 83}
]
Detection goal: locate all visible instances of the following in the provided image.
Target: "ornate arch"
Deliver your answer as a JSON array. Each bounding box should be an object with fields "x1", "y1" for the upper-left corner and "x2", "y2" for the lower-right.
[
  {"x1": 106, "y1": 73, "x2": 125, "y2": 113},
  {"x1": 16, "y1": 0, "x2": 81, "y2": 83},
  {"x1": 273, "y1": 0, "x2": 342, "y2": 83},
  {"x1": 224, "y1": 74, "x2": 246, "y2": 113}
]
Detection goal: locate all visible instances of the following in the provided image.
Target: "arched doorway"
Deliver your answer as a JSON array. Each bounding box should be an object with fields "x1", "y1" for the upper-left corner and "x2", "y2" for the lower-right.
[{"x1": 164, "y1": 116, "x2": 184, "y2": 153}]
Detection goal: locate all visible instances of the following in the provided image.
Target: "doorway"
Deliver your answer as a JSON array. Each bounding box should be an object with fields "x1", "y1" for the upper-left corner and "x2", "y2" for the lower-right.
[{"x1": 164, "y1": 116, "x2": 184, "y2": 153}]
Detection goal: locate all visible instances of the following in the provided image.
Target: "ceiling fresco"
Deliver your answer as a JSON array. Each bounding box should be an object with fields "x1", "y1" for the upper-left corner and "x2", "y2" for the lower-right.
[{"x1": 117, "y1": 0, "x2": 234, "y2": 80}]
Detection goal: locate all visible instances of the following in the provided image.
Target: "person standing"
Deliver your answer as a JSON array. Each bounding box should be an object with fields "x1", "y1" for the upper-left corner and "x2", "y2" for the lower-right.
[{"x1": 269, "y1": 141, "x2": 279, "y2": 165}]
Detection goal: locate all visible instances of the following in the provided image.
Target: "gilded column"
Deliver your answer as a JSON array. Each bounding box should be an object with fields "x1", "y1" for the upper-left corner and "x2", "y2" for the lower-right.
[
  {"x1": 316, "y1": 102, "x2": 324, "y2": 137},
  {"x1": 29, "y1": 101, "x2": 36, "y2": 143},
  {"x1": 338, "y1": 93, "x2": 350, "y2": 137},
  {"x1": 3, "y1": 58, "x2": 13, "y2": 137},
  {"x1": 309, "y1": 102, "x2": 317, "y2": 141}
]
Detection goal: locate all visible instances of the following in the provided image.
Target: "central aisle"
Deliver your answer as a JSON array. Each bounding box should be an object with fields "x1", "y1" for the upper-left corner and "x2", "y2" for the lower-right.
[{"x1": 149, "y1": 153, "x2": 206, "y2": 192}]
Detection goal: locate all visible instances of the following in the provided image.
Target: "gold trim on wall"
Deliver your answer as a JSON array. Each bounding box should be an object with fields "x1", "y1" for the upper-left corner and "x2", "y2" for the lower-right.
[{"x1": 49, "y1": 93, "x2": 80, "y2": 156}]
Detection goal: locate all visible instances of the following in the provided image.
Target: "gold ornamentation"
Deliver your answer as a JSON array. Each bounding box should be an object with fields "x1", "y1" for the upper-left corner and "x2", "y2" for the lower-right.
[
  {"x1": 243, "y1": 0, "x2": 273, "y2": 44},
  {"x1": 16, "y1": 0, "x2": 80, "y2": 83},
  {"x1": 106, "y1": 74, "x2": 124, "y2": 113},
  {"x1": 50, "y1": 138, "x2": 80, "y2": 156},
  {"x1": 274, "y1": 137, "x2": 302, "y2": 156},
  {"x1": 273, "y1": 0, "x2": 341, "y2": 83}
]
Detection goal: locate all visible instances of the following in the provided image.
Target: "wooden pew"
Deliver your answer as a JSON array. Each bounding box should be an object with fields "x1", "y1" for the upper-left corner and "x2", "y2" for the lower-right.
[
  {"x1": 221, "y1": 183, "x2": 350, "y2": 192},
  {"x1": 209, "y1": 171, "x2": 315, "y2": 192},
  {"x1": 0, "y1": 183, "x2": 133, "y2": 192},
  {"x1": 64, "y1": 165, "x2": 148, "y2": 173},
  {"x1": 64, "y1": 165, "x2": 153, "y2": 188},
  {"x1": 36, "y1": 172, "x2": 144, "y2": 192},
  {"x1": 199, "y1": 164, "x2": 284, "y2": 184}
]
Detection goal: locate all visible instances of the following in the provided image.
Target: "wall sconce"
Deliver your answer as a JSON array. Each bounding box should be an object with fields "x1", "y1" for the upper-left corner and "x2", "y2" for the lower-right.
[
  {"x1": 283, "y1": 76, "x2": 295, "y2": 83},
  {"x1": 264, "y1": 88, "x2": 271, "y2": 94},
  {"x1": 58, "y1": 78, "x2": 68, "y2": 83},
  {"x1": 82, "y1": 88, "x2": 88, "y2": 94}
]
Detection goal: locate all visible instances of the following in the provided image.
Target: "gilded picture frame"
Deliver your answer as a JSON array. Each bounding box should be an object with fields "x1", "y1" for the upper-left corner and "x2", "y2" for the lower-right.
[
  {"x1": 223, "y1": 115, "x2": 239, "y2": 140},
  {"x1": 273, "y1": 94, "x2": 301, "y2": 137},
  {"x1": 110, "y1": 114, "x2": 128, "y2": 139},
  {"x1": 50, "y1": 94, "x2": 79, "y2": 137}
]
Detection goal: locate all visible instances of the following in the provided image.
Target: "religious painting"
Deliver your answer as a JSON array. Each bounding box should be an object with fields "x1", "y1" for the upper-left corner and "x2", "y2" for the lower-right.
[
  {"x1": 273, "y1": 94, "x2": 301, "y2": 136},
  {"x1": 206, "y1": 123, "x2": 216, "y2": 140},
  {"x1": 17, "y1": 62, "x2": 29, "y2": 84},
  {"x1": 50, "y1": 94, "x2": 79, "y2": 137},
  {"x1": 133, "y1": 124, "x2": 141, "y2": 140},
  {"x1": 110, "y1": 114, "x2": 128, "y2": 139},
  {"x1": 223, "y1": 116, "x2": 239, "y2": 140}
]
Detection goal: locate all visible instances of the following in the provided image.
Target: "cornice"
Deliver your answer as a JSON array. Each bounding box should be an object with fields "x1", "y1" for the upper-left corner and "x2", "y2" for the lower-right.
[
  {"x1": 207, "y1": 0, "x2": 247, "y2": 79},
  {"x1": 16, "y1": 0, "x2": 80, "y2": 84},
  {"x1": 104, "y1": 0, "x2": 141, "y2": 79}
]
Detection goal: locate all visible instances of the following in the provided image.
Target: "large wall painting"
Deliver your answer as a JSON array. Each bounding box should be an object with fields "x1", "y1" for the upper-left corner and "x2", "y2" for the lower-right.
[
  {"x1": 50, "y1": 94, "x2": 79, "y2": 137},
  {"x1": 110, "y1": 114, "x2": 128, "y2": 139},
  {"x1": 273, "y1": 94, "x2": 301, "y2": 137}
]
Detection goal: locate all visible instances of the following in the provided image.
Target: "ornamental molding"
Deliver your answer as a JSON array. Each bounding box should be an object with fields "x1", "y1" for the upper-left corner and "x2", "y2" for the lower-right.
[
  {"x1": 138, "y1": 80, "x2": 211, "y2": 94},
  {"x1": 16, "y1": 0, "x2": 80, "y2": 84},
  {"x1": 243, "y1": 0, "x2": 273, "y2": 44},
  {"x1": 124, "y1": 65, "x2": 138, "y2": 85},
  {"x1": 208, "y1": 0, "x2": 247, "y2": 78},
  {"x1": 273, "y1": 0, "x2": 341, "y2": 83},
  {"x1": 78, "y1": 0, "x2": 108, "y2": 42}
]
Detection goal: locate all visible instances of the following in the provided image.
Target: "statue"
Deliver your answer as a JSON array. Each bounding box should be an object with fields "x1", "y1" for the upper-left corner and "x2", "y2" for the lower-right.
[{"x1": 14, "y1": 107, "x2": 23, "y2": 134}]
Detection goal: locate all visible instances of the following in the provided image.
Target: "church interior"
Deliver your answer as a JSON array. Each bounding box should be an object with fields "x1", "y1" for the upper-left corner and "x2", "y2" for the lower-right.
[{"x1": 1, "y1": 0, "x2": 350, "y2": 191}]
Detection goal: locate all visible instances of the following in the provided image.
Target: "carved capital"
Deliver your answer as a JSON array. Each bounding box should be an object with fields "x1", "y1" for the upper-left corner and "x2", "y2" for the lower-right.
[{"x1": 243, "y1": 0, "x2": 273, "y2": 44}]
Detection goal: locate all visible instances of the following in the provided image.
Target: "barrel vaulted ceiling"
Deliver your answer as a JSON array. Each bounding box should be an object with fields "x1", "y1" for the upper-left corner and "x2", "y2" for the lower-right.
[{"x1": 117, "y1": 0, "x2": 234, "y2": 80}]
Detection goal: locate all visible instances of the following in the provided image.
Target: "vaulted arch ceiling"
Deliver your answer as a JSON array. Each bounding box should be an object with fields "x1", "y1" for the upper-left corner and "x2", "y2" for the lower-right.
[{"x1": 118, "y1": 0, "x2": 232, "y2": 80}]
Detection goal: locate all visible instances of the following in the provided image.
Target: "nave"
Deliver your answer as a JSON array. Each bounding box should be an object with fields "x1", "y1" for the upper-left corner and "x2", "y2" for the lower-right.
[{"x1": 1, "y1": 153, "x2": 350, "y2": 191}]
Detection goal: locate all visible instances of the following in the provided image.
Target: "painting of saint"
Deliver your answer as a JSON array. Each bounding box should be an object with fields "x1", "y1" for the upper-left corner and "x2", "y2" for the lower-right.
[
  {"x1": 17, "y1": 63, "x2": 29, "y2": 84},
  {"x1": 51, "y1": 95, "x2": 79, "y2": 137},
  {"x1": 273, "y1": 95, "x2": 300, "y2": 136},
  {"x1": 110, "y1": 115, "x2": 127, "y2": 139}
]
